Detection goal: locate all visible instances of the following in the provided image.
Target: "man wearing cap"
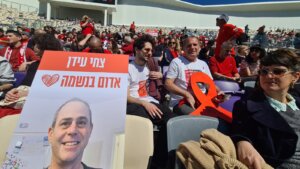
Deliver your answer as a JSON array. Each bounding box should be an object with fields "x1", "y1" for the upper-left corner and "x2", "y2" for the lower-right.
[
  {"x1": 21, "y1": 31, "x2": 30, "y2": 47},
  {"x1": 215, "y1": 14, "x2": 243, "y2": 59},
  {"x1": 0, "y1": 30, "x2": 39, "y2": 71}
]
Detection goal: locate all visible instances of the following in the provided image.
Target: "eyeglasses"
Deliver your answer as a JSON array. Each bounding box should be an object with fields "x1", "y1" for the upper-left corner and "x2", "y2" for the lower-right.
[
  {"x1": 258, "y1": 68, "x2": 292, "y2": 77},
  {"x1": 169, "y1": 42, "x2": 176, "y2": 45}
]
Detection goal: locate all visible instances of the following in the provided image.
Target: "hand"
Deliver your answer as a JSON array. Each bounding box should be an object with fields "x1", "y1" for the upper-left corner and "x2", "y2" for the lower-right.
[
  {"x1": 4, "y1": 88, "x2": 28, "y2": 103},
  {"x1": 232, "y1": 77, "x2": 241, "y2": 83},
  {"x1": 149, "y1": 71, "x2": 162, "y2": 80},
  {"x1": 142, "y1": 101, "x2": 163, "y2": 119},
  {"x1": 4, "y1": 88, "x2": 20, "y2": 103},
  {"x1": 185, "y1": 92, "x2": 195, "y2": 110},
  {"x1": 18, "y1": 61, "x2": 36, "y2": 72},
  {"x1": 237, "y1": 141, "x2": 265, "y2": 169},
  {"x1": 212, "y1": 91, "x2": 229, "y2": 104},
  {"x1": 239, "y1": 60, "x2": 248, "y2": 69}
]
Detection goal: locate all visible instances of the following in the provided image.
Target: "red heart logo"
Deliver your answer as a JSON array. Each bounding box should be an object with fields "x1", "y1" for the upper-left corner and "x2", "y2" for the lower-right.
[{"x1": 42, "y1": 74, "x2": 60, "y2": 87}]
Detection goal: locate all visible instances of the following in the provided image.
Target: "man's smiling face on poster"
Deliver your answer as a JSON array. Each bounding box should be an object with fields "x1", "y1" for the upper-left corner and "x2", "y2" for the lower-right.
[{"x1": 48, "y1": 99, "x2": 93, "y2": 164}]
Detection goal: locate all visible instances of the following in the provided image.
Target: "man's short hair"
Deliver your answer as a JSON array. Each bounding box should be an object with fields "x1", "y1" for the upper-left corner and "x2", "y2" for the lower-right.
[
  {"x1": 51, "y1": 98, "x2": 93, "y2": 128},
  {"x1": 182, "y1": 36, "x2": 200, "y2": 48},
  {"x1": 6, "y1": 30, "x2": 21, "y2": 37}
]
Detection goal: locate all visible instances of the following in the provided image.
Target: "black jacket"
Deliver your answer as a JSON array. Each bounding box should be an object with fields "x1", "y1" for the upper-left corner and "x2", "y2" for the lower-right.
[{"x1": 231, "y1": 90, "x2": 299, "y2": 167}]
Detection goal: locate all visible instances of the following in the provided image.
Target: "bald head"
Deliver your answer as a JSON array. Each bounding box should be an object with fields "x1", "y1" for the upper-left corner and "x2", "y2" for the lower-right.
[
  {"x1": 88, "y1": 37, "x2": 102, "y2": 50},
  {"x1": 51, "y1": 98, "x2": 93, "y2": 128},
  {"x1": 34, "y1": 29, "x2": 46, "y2": 35}
]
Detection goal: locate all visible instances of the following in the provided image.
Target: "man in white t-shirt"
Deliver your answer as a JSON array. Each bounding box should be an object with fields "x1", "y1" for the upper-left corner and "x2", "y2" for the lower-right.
[
  {"x1": 127, "y1": 34, "x2": 174, "y2": 168},
  {"x1": 165, "y1": 36, "x2": 220, "y2": 115}
]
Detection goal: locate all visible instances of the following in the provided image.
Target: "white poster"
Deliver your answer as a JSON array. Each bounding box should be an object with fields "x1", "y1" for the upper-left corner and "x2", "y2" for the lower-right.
[{"x1": 2, "y1": 51, "x2": 129, "y2": 169}]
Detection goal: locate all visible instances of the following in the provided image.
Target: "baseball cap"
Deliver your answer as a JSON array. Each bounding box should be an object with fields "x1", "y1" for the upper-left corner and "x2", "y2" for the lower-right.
[{"x1": 217, "y1": 14, "x2": 229, "y2": 23}]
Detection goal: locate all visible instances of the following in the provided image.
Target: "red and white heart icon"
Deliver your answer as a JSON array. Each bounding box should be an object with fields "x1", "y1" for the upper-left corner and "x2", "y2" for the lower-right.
[{"x1": 42, "y1": 74, "x2": 60, "y2": 87}]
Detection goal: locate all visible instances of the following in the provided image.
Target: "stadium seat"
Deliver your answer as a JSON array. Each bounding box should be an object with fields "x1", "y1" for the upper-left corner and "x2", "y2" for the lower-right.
[
  {"x1": 243, "y1": 80, "x2": 256, "y2": 88},
  {"x1": 124, "y1": 115, "x2": 154, "y2": 169},
  {"x1": 167, "y1": 115, "x2": 229, "y2": 169},
  {"x1": 219, "y1": 95, "x2": 241, "y2": 112},
  {"x1": 214, "y1": 80, "x2": 240, "y2": 92},
  {"x1": 0, "y1": 114, "x2": 20, "y2": 166}
]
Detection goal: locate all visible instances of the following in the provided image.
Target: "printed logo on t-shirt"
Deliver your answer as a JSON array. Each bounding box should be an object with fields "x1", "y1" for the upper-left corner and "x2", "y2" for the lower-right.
[
  {"x1": 185, "y1": 69, "x2": 202, "y2": 92},
  {"x1": 138, "y1": 80, "x2": 148, "y2": 97}
]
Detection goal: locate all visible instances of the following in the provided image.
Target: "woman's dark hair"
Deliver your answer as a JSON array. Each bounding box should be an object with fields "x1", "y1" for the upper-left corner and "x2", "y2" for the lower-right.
[
  {"x1": 261, "y1": 48, "x2": 300, "y2": 72},
  {"x1": 246, "y1": 46, "x2": 266, "y2": 64},
  {"x1": 33, "y1": 34, "x2": 63, "y2": 53},
  {"x1": 254, "y1": 49, "x2": 300, "y2": 93},
  {"x1": 110, "y1": 39, "x2": 120, "y2": 54}
]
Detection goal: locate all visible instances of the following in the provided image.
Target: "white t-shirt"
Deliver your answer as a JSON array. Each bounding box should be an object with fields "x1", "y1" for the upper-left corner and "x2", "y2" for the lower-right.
[
  {"x1": 166, "y1": 56, "x2": 213, "y2": 107},
  {"x1": 128, "y1": 61, "x2": 159, "y2": 104}
]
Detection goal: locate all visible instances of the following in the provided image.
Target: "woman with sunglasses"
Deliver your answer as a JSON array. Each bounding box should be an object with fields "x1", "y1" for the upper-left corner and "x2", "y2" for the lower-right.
[
  {"x1": 239, "y1": 46, "x2": 266, "y2": 78},
  {"x1": 231, "y1": 49, "x2": 300, "y2": 169},
  {"x1": 160, "y1": 37, "x2": 179, "y2": 67}
]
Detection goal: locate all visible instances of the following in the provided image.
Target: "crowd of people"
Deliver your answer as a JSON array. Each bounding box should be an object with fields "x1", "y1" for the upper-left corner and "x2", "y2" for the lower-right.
[{"x1": 1, "y1": 13, "x2": 300, "y2": 169}]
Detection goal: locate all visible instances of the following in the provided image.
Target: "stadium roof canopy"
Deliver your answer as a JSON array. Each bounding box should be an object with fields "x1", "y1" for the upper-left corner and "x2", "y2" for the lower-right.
[{"x1": 145, "y1": 0, "x2": 300, "y2": 12}]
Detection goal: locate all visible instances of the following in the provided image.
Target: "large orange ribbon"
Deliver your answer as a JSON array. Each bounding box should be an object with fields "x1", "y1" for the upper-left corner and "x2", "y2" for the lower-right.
[{"x1": 189, "y1": 72, "x2": 232, "y2": 123}]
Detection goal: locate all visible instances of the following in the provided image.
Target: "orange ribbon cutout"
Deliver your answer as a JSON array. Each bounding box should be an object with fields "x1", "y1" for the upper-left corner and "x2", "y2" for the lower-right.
[{"x1": 189, "y1": 72, "x2": 232, "y2": 123}]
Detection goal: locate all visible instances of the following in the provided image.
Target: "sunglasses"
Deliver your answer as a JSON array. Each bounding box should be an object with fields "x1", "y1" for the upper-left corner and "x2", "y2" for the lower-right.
[{"x1": 259, "y1": 68, "x2": 292, "y2": 77}]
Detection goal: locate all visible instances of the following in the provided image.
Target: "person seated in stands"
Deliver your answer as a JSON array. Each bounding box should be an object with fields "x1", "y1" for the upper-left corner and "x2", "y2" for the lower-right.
[
  {"x1": 0, "y1": 28, "x2": 8, "y2": 49},
  {"x1": 106, "y1": 39, "x2": 121, "y2": 54},
  {"x1": 234, "y1": 45, "x2": 249, "y2": 68},
  {"x1": 126, "y1": 34, "x2": 174, "y2": 168},
  {"x1": 165, "y1": 36, "x2": 223, "y2": 115},
  {"x1": 239, "y1": 46, "x2": 266, "y2": 78},
  {"x1": 26, "y1": 29, "x2": 46, "y2": 50},
  {"x1": 0, "y1": 56, "x2": 14, "y2": 99},
  {"x1": 82, "y1": 37, "x2": 111, "y2": 54},
  {"x1": 120, "y1": 35, "x2": 134, "y2": 55},
  {"x1": 198, "y1": 39, "x2": 215, "y2": 65},
  {"x1": 21, "y1": 31, "x2": 30, "y2": 47},
  {"x1": 4, "y1": 34, "x2": 62, "y2": 104},
  {"x1": 0, "y1": 30, "x2": 39, "y2": 72},
  {"x1": 209, "y1": 42, "x2": 241, "y2": 82},
  {"x1": 231, "y1": 49, "x2": 300, "y2": 169},
  {"x1": 160, "y1": 37, "x2": 180, "y2": 68}
]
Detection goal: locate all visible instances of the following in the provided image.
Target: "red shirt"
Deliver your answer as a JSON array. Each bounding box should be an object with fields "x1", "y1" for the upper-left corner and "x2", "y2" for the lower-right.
[
  {"x1": 58, "y1": 34, "x2": 66, "y2": 40},
  {"x1": 0, "y1": 36, "x2": 8, "y2": 47},
  {"x1": 121, "y1": 43, "x2": 134, "y2": 55},
  {"x1": 215, "y1": 24, "x2": 243, "y2": 57},
  {"x1": 209, "y1": 55, "x2": 238, "y2": 77},
  {"x1": 80, "y1": 21, "x2": 94, "y2": 36},
  {"x1": 130, "y1": 23, "x2": 135, "y2": 31},
  {"x1": 0, "y1": 46, "x2": 39, "y2": 71}
]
